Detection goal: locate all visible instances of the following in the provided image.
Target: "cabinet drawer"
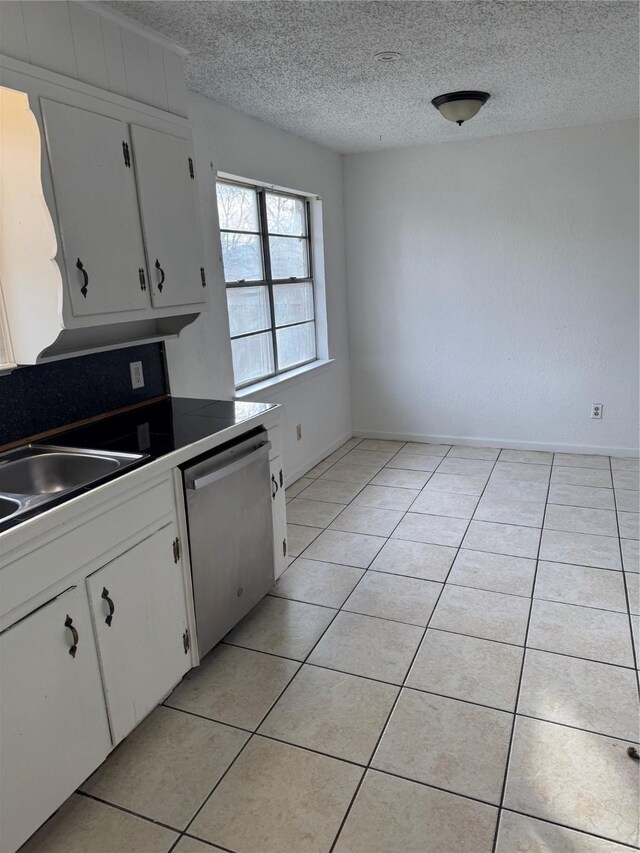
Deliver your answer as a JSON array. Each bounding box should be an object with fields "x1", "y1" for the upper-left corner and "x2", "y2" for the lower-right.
[{"x1": 1, "y1": 476, "x2": 175, "y2": 621}]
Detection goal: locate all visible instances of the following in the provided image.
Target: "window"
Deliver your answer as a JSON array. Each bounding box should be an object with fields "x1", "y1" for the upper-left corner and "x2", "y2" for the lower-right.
[{"x1": 216, "y1": 180, "x2": 317, "y2": 388}]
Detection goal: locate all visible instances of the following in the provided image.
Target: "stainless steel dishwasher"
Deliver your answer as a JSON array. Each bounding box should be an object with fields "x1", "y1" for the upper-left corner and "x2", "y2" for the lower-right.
[{"x1": 183, "y1": 429, "x2": 274, "y2": 658}]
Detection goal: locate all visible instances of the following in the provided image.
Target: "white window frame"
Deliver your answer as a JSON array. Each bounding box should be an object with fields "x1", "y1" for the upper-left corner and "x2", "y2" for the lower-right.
[{"x1": 217, "y1": 174, "x2": 327, "y2": 390}]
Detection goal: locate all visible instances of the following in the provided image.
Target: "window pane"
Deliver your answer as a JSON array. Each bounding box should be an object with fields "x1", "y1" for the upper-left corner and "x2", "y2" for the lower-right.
[
  {"x1": 231, "y1": 332, "x2": 274, "y2": 386},
  {"x1": 273, "y1": 282, "x2": 314, "y2": 326},
  {"x1": 276, "y1": 321, "x2": 316, "y2": 370},
  {"x1": 227, "y1": 286, "x2": 271, "y2": 337},
  {"x1": 220, "y1": 232, "x2": 263, "y2": 282},
  {"x1": 269, "y1": 236, "x2": 308, "y2": 279},
  {"x1": 216, "y1": 182, "x2": 259, "y2": 232},
  {"x1": 266, "y1": 192, "x2": 306, "y2": 236}
]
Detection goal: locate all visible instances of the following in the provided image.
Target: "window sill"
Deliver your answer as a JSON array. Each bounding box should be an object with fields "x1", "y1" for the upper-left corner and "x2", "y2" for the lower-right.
[{"x1": 235, "y1": 359, "x2": 335, "y2": 400}]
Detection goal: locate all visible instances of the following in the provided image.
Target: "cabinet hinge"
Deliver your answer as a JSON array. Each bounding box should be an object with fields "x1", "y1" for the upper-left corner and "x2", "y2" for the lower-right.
[
  {"x1": 200, "y1": 267, "x2": 207, "y2": 288},
  {"x1": 122, "y1": 141, "x2": 131, "y2": 167},
  {"x1": 172, "y1": 537, "x2": 180, "y2": 563},
  {"x1": 138, "y1": 268, "x2": 146, "y2": 291},
  {"x1": 283, "y1": 539, "x2": 287, "y2": 557},
  {"x1": 182, "y1": 629, "x2": 190, "y2": 654},
  {"x1": 279, "y1": 469, "x2": 284, "y2": 488},
  {"x1": 188, "y1": 157, "x2": 194, "y2": 179}
]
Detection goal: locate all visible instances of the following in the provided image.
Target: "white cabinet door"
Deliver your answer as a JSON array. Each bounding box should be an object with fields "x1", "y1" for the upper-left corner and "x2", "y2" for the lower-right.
[
  {"x1": 0, "y1": 586, "x2": 111, "y2": 853},
  {"x1": 40, "y1": 99, "x2": 150, "y2": 317},
  {"x1": 86, "y1": 522, "x2": 190, "y2": 744},
  {"x1": 130, "y1": 124, "x2": 207, "y2": 309},
  {"x1": 270, "y1": 456, "x2": 288, "y2": 579}
]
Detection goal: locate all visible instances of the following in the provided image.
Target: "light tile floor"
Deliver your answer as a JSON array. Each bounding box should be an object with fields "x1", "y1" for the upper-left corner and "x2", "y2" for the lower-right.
[{"x1": 22, "y1": 438, "x2": 640, "y2": 853}]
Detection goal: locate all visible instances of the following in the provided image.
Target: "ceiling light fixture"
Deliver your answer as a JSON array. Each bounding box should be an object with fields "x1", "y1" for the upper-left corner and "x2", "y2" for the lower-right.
[
  {"x1": 374, "y1": 51, "x2": 401, "y2": 62},
  {"x1": 431, "y1": 90, "x2": 490, "y2": 126}
]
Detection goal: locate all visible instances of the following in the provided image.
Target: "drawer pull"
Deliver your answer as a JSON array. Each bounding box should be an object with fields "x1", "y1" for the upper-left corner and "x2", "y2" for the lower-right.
[
  {"x1": 101, "y1": 587, "x2": 115, "y2": 627},
  {"x1": 271, "y1": 474, "x2": 278, "y2": 498},
  {"x1": 64, "y1": 615, "x2": 78, "y2": 657}
]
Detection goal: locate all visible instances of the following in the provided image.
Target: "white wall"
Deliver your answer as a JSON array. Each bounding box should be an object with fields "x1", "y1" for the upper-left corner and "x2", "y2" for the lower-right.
[
  {"x1": 165, "y1": 94, "x2": 352, "y2": 480},
  {"x1": 344, "y1": 120, "x2": 639, "y2": 456},
  {"x1": 0, "y1": 1, "x2": 188, "y2": 116}
]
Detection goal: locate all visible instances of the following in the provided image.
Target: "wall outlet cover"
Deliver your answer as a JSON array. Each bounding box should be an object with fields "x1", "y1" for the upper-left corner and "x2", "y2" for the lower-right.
[
  {"x1": 130, "y1": 361, "x2": 145, "y2": 390},
  {"x1": 591, "y1": 403, "x2": 603, "y2": 419}
]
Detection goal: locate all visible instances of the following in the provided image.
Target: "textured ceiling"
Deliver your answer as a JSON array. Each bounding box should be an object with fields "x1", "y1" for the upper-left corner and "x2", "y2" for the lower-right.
[{"x1": 108, "y1": 1, "x2": 639, "y2": 153}]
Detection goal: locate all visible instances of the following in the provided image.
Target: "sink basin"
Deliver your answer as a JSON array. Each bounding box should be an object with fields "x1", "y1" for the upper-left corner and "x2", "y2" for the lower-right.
[
  {"x1": 0, "y1": 453, "x2": 120, "y2": 495},
  {"x1": 0, "y1": 496, "x2": 20, "y2": 521},
  {"x1": 0, "y1": 445, "x2": 147, "y2": 527}
]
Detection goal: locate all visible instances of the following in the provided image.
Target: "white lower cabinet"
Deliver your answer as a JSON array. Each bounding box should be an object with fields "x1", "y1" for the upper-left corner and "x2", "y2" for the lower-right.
[
  {"x1": 0, "y1": 444, "x2": 281, "y2": 850},
  {"x1": 86, "y1": 521, "x2": 191, "y2": 744},
  {"x1": 0, "y1": 585, "x2": 112, "y2": 853},
  {"x1": 270, "y1": 455, "x2": 288, "y2": 579}
]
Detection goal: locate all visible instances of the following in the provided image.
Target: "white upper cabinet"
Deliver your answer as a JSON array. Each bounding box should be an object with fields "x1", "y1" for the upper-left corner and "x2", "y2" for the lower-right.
[
  {"x1": 41, "y1": 99, "x2": 149, "y2": 317},
  {"x1": 131, "y1": 124, "x2": 207, "y2": 309},
  {"x1": 0, "y1": 55, "x2": 207, "y2": 363}
]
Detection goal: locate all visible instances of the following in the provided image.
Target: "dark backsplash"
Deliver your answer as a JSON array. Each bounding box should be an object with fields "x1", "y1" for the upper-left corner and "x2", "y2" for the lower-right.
[{"x1": 0, "y1": 344, "x2": 168, "y2": 445}]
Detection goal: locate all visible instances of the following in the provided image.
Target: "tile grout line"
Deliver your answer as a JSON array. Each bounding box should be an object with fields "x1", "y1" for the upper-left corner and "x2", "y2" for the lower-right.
[
  {"x1": 168, "y1": 679, "x2": 639, "y2": 748},
  {"x1": 177, "y1": 501, "x2": 381, "y2": 845},
  {"x1": 177, "y1": 505, "x2": 392, "y2": 853},
  {"x1": 72, "y1": 440, "x2": 637, "y2": 853},
  {"x1": 174, "y1": 467, "x2": 389, "y2": 850},
  {"x1": 222, "y1": 628, "x2": 639, "y2": 677},
  {"x1": 284, "y1": 543, "x2": 635, "y2": 576},
  {"x1": 175, "y1": 646, "x2": 306, "y2": 846},
  {"x1": 327, "y1": 446, "x2": 505, "y2": 852},
  {"x1": 498, "y1": 806, "x2": 640, "y2": 851},
  {"x1": 608, "y1": 455, "x2": 640, "y2": 699},
  {"x1": 313, "y1": 440, "x2": 422, "y2": 541},
  {"x1": 161, "y1": 444, "x2": 390, "y2": 853},
  {"x1": 490, "y1": 450, "x2": 555, "y2": 853},
  {"x1": 271, "y1": 571, "x2": 635, "y2": 617}
]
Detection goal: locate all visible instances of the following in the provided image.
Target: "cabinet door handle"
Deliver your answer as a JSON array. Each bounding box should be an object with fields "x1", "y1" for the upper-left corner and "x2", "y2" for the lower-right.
[
  {"x1": 76, "y1": 258, "x2": 88, "y2": 298},
  {"x1": 271, "y1": 474, "x2": 278, "y2": 499},
  {"x1": 64, "y1": 614, "x2": 78, "y2": 657},
  {"x1": 155, "y1": 259, "x2": 165, "y2": 292},
  {"x1": 101, "y1": 587, "x2": 115, "y2": 627},
  {"x1": 138, "y1": 268, "x2": 146, "y2": 291}
]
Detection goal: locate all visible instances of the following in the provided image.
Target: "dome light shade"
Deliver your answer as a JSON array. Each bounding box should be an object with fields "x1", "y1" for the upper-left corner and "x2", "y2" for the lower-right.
[{"x1": 431, "y1": 91, "x2": 490, "y2": 125}]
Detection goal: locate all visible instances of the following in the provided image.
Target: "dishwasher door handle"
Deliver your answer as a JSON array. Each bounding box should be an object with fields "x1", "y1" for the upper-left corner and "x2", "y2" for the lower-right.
[{"x1": 187, "y1": 442, "x2": 271, "y2": 491}]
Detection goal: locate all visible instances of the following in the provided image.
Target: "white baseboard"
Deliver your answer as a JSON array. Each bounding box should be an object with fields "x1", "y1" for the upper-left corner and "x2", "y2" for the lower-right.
[
  {"x1": 285, "y1": 431, "x2": 354, "y2": 486},
  {"x1": 352, "y1": 428, "x2": 639, "y2": 459}
]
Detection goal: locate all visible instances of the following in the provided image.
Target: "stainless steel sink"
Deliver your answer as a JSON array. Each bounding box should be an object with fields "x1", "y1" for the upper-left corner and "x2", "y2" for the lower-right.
[
  {"x1": 0, "y1": 452, "x2": 121, "y2": 495},
  {"x1": 0, "y1": 445, "x2": 147, "y2": 525},
  {"x1": 0, "y1": 496, "x2": 20, "y2": 521}
]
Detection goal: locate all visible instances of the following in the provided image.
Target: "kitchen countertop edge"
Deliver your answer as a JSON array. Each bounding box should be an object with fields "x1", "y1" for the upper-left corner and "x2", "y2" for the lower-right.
[{"x1": 0, "y1": 402, "x2": 281, "y2": 558}]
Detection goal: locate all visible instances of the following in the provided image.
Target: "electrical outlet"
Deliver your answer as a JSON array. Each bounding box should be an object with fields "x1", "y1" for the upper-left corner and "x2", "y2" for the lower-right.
[
  {"x1": 591, "y1": 403, "x2": 603, "y2": 419},
  {"x1": 296, "y1": 424, "x2": 303, "y2": 441},
  {"x1": 129, "y1": 361, "x2": 144, "y2": 390}
]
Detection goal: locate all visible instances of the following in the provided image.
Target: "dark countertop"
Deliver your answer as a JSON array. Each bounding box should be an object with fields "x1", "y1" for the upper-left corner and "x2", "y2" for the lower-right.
[
  {"x1": 54, "y1": 397, "x2": 275, "y2": 457},
  {"x1": 0, "y1": 397, "x2": 276, "y2": 532}
]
